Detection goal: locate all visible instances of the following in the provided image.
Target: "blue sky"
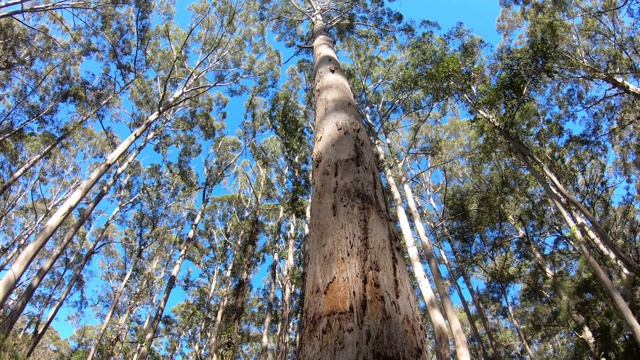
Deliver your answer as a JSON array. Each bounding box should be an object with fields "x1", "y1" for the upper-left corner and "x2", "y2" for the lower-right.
[{"x1": 393, "y1": 0, "x2": 502, "y2": 44}]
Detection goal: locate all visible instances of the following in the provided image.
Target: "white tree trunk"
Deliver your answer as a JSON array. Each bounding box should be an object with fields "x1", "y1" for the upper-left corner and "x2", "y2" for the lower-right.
[
  {"x1": 0, "y1": 95, "x2": 183, "y2": 309},
  {"x1": 390, "y1": 149, "x2": 470, "y2": 359},
  {"x1": 276, "y1": 214, "x2": 297, "y2": 360},
  {"x1": 0, "y1": 139, "x2": 147, "y2": 338},
  {"x1": 374, "y1": 141, "x2": 450, "y2": 360}
]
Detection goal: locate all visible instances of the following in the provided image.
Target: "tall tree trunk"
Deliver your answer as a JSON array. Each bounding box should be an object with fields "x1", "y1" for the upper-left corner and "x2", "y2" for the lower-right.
[
  {"x1": 261, "y1": 254, "x2": 278, "y2": 360},
  {"x1": 389, "y1": 147, "x2": 470, "y2": 359},
  {"x1": 276, "y1": 214, "x2": 297, "y2": 360},
  {"x1": 423, "y1": 181, "x2": 505, "y2": 360},
  {"x1": 23, "y1": 184, "x2": 137, "y2": 356},
  {"x1": 207, "y1": 235, "x2": 242, "y2": 360},
  {"x1": 0, "y1": 142, "x2": 145, "y2": 338},
  {"x1": 0, "y1": 98, "x2": 177, "y2": 309},
  {"x1": 24, "y1": 221, "x2": 107, "y2": 357},
  {"x1": 524, "y1": 153, "x2": 640, "y2": 345},
  {"x1": 228, "y1": 204, "x2": 261, "y2": 357},
  {"x1": 374, "y1": 140, "x2": 450, "y2": 360},
  {"x1": 193, "y1": 266, "x2": 219, "y2": 359},
  {"x1": 131, "y1": 264, "x2": 166, "y2": 360},
  {"x1": 437, "y1": 245, "x2": 490, "y2": 360},
  {"x1": 449, "y1": 237, "x2": 504, "y2": 360},
  {"x1": 298, "y1": 11, "x2": 428, "y2": 359}
]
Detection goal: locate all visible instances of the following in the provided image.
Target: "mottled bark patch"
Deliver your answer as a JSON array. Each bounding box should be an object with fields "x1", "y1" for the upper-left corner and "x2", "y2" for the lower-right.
[{"x1": 324, "y1": 259, "x2": 349, "y2": 314}]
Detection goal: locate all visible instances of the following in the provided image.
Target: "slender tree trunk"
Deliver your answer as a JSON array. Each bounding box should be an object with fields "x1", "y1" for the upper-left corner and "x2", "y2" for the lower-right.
[
  {"x1": 437, "y1": 245, "x2": 490, "y2": 360},
  {"x1": 207, "y1": 235, "x2": 242, "y2": 360},
  {"x1": 276, "y1": 214, "x2": 296, "y2": 360},
  {"x1": 261, "y1": 254, "x2": 278, "y2": 360},
  {"x1": 298, "y1": 11, "x2": 428, "y2": 359},
  {"x1": 193, "y1": 266, "x2": 219, "y2": 359},
  {"x1": 131, "y1": 264, "x2": 166, "y2": 360},
  {"x1": 136, "y1": 196, "x2": 208, "y2": 360},
  {"x1": 87, "y1": 253, "x2": 141, "y2": 360},
  {"x1": 449, "y1": 238, "x2": 504, "y2": 360},
  {"x1": 423, "y1": 181, "x2": 505, "y2": 360},
  {"x1": 0, "y1": 142, "x2": 145, "y2": 338},
  {"x1": 228, "y1": 205, "x2": 261, "y2": 357},
  {"x1": 374, "y1": 140, "x2": 450, "y2": 360},
  {"x1": 262, "y1": 207, "x2": 285, "y2": 360},
  {"x1": 522, "y1": 153, "x2": 640, "y2": 345},
  {"x1": 390, "y1": 147, "x2": 470, "y2": 359},
  {"x1": 502, "y1": 287, "x2": 536, "y2": 360},
  {"x1": 24, "y1": 225, "x2": 105, "y2": 357},
  {"x1": 0, "y1": 97, "x2": 179, "y2": 308},
  {"x1": 23, "y1": 185, "x2": 137, "y2": 356}
]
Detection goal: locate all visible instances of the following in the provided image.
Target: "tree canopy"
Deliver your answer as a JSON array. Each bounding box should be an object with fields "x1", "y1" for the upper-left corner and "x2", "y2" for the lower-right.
[{"x1": 0, "y1": 0, "x2": 638, "y2": 359}]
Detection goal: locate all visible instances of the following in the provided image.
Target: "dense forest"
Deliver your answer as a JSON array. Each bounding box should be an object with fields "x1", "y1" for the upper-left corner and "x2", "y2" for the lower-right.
[{"x1": 0, "y1": 0, "x2": 638, "y2": 358}]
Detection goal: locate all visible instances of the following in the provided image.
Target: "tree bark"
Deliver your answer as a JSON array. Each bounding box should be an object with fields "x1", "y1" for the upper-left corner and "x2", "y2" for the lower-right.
[
  {"x1": 374, "y1": 140, "x2": 450, "y2": 360},
  {"x1": 298, "y1": 11, "x2": 429, "y2": 359}
]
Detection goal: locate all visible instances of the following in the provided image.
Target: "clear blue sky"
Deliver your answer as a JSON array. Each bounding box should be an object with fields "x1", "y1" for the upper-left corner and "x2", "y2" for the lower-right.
[{"x1": 392, "y1": 0, "x2": 502, "y2": 44}]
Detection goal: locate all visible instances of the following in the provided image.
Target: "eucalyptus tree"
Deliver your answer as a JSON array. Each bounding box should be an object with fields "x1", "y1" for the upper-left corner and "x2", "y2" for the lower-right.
[
  {"x1": 0, "y1": 128, "x2": 155, "y2": 341},
  {"x1": 23, "y1": 179, "x2": 140, "y2": 357},
  {"x1": 204, "y1": 195, "x2": 249, "y2": 359},
  {"x1": 495, "y1": 0, "x2": 640, "y2": 277},
  {"x1": 213, "y1": 134, "x2": 273, "y2": 359},
  {"x1": 263, "y1": 0, "x2": 429, "y2": 358},
  {"x1": 464, "y1": 48, "x2": 640, "y2": 347}
]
